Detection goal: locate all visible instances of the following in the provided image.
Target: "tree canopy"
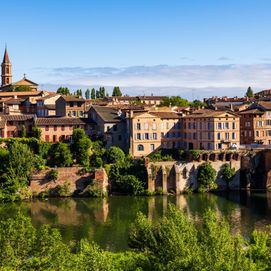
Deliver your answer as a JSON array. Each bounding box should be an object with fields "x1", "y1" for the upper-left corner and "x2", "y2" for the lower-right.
[
  {"x1": 246, "y1": 86, "x2": 254, "y2": 98},
  {"x1": 57, "y1": 87, "x2": 71, "y2": 95},
  {"x1": 160, "y1": 96, "x2": 189, "y2": 107},
  {"x1": 112, "y1": 86, "x2": 122, "y2": 97}
]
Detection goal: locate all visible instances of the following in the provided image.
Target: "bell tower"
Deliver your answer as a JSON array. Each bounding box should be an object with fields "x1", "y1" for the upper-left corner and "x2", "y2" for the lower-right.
[{"x1": 1, "y1": 46, "x2": 12, "y2": 87}]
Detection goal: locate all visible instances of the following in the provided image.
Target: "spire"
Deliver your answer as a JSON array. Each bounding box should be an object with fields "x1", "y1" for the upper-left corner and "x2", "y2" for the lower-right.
[{"x1": 2, "y1": 46, "x2": 10, "y2": 64}]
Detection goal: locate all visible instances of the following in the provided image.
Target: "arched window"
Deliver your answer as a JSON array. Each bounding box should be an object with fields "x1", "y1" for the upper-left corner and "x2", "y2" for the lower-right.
[{"x1": 138, "y1": 144, "x2": 144, "y2": 151}]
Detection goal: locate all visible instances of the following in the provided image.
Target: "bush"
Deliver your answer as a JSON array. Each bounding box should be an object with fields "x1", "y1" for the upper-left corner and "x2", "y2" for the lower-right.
[
  {"x1": 84, "y1": 179, "x2": 106, "y2": 197},
  {"x1": 197, "y1": 162, "x2": 217, "y2": 192},
  {"x1": 47, "y1": 169, "x2": 58, "y2": 181},
  {"x1": 106, "y1": 146, "x2": 125, "y2": 164},
  {"x1": 189, "y1": 149, "x2": 202, "y2": 160},
  {"x1": 56, "y1": 181, "x2": 71, "y2": 197},
  {"x1": 49, "y1": 142, "x2": 73, "y2": 167},
  {"x1": 220, "y1": 163, "x2": 236, "y2": 190}
]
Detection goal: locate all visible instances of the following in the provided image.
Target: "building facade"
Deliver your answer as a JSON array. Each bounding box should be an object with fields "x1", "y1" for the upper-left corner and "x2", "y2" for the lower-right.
[{"x1": 183, "y1": 109, "x2": 240, "y2": 150}]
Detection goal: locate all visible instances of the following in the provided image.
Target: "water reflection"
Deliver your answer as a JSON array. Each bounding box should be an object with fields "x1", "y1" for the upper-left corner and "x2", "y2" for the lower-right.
[{"x1": 0, "y1": 192, "x2": 270, "y2": 251}]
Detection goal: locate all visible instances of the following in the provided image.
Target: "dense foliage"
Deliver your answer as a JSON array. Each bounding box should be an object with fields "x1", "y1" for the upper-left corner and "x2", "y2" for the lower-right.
[
  {"x1": 220, "y1": 163, "x2": 236, "y2": 190},
  {"x1": 197, "y1": 162, "x2": 217, "y2": 192},
  {"x1": 0, "y1": 207, "x2": 270, "y2": 270}
]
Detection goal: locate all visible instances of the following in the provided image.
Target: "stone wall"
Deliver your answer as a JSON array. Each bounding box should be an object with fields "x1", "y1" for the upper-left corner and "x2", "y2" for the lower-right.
[
  {"x1": 147, "y1": 155, "x2": 240, "y2": 193},
  {"x1": 30, "y1": 167, "x2": 108, "y2": 195}
]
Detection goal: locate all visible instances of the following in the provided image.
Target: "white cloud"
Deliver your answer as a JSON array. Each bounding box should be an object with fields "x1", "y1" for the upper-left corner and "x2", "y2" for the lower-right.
[{"x1": 37, "y1": 64, "x2": 271, "y2": 99}]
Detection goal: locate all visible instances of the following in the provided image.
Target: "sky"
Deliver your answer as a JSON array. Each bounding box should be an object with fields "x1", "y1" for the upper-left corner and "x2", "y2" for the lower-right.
[{"x1": 1, "y1": 0, "x2": 271, "y2": 99}]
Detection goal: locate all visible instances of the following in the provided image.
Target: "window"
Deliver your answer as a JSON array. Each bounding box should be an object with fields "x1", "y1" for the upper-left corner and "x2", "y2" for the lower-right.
[
  {"x1": 45, "y1": 125, "x2": 49, "y2": 131},
  {"x1": 152, "y1": 123, "x2": 157, "y2": 130},
  {"x1": 208, "y1": 132, "x2": 211, "y2": 140},
  {"x1": 208, "y1": 122, "x2": 212, "y2": 130},
  {"x1": 136, "y1": 133, "x2": 141, "y2": 140},
  {"x1": 218, "y1": 123, "x2": 222, "y2": 129},
  {"x1": 153, "y1": 133, "x2": 157, "y2": 140},
  {"x1": 232, "y1": 122, "x2": 236, "y2": 129},
  {"x1": 61, "y1": 125, "x2": 65, "y2": 131},
  {"x1": 144, "y1": 123, "x2": 149, "y2": 130},
  {"x1": 161, "y1": 122, "x2": 164, "y2": 130},
  {"x1": 54, "y1": 126, "x2": 57, "y2": 131},
  {"x1": 72, "y1": 111, "x2": 76, "y2": 117},
  {"x1": 45, "y1": 135, "x2": 50, "y2": 142},
  {"x1": 53, "y1": 135, "x2": 57, "y2": 142},
  {"x1": 136, "y1": 123, "x2": 141, "y2": 130},
  {"x1": 113, "y1": 125, "x2": 117, "y2": 131},
  {"x1": 232, "y1": 132, "x2": 236, "y2": 139},
  {"x1": 145, "y1": 133, "x2": 149, "y2": 140},
  {"x1": 225, "y1": 122, "x2": 229, "y2": 129},
  {"x1": 225, "y1": 133, "x2": 229, "y2": 140},
  {"x1": 217, "y1": 132, "x2": 221, "y2": 140},
  {"x1": 161, "y1": 132, "x2": 164, "y2": 138},
  {"x1": 150, "y1": 144, "x2": 155, "y2": 152},
  {"x1": 256, "y1": 130, "x2": 259, "y2": 137},
  {"x1": 266, "y1": 120, "x2": 271, "y2": 126},
  {"x1": 138, "y1": 144, "x2": 144, "y2": 151},
  {"x1": 118, "y1": 135, "x2": 122, "y2": 141}
]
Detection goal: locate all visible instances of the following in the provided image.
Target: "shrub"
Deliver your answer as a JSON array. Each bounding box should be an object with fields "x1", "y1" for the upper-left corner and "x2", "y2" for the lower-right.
[
  {"x1": 106, "y1": 146, "x2": 125, "y2": 164},
  {"x1": 220, "y1": 163, "x2": 236, "y2": 190},
  {"x1": 56, "y1": 180, "x2": 71, "y2": 197},
  {"x1": 49, "y1": 142, "x2": 73, "y2": 167},
  {"x1": 85, "y1": 179, "x2": 106, "y2": 197},
  {"x1": 47, "y1": 169, "x2": 58, "y2": 181},
  {"x1": 197, "y1": 162, "x2": 217, "y2": 192},
  {"x1": 189, "y1": 149, "x2": 202, "y2": 160}
]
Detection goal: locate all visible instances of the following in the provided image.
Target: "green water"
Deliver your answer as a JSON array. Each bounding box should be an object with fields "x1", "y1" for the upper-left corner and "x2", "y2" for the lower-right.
[{"x1": 0, "y1": 192, "x2": 270, "y2": 251}]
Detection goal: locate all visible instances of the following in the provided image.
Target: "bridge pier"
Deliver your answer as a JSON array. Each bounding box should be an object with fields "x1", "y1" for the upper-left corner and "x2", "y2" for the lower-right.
[{"x1": 162, "y1": 165, "x2": 167, "y2": 194}]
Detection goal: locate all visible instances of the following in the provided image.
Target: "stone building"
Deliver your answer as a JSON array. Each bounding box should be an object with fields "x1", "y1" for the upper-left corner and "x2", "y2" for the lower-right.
[
  {"x1": 56, "y1": 95, "x2": 86, "y2": 117},
  {"x1": 89, "y1": 105, "x2": 127, "y2": 151},
  {"x1": 183, "y1": 109, "x2": 240, "y2": 150},
  {"x1": 127, "y1": 110, "x2": 183, "y2": 157},
  {"x1": 239, "y1": 101, "x2": 271, "y2": 145}
]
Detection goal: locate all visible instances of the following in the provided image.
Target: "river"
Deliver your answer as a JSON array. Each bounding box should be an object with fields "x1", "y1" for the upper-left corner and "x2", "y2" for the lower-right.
[{"x1": 0, "y1": 192, "x2": 270, "y2": 251}]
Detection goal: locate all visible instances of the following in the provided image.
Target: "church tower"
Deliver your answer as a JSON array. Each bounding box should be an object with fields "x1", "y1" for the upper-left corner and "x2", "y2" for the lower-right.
[{"x1": 1, "y1": 47, "x2": 12, "y2": 87}]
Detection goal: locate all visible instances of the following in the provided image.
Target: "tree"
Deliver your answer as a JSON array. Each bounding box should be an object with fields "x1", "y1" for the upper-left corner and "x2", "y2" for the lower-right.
[
  {"x1": 99, "y1": 87, "x2": 106, "y2": 98},
  {"x1": 32, "y1": 126, "x2": 42, "y2": 140},
  {"x1": 106, "y1": 146, "x2": 125, "y2": 164},
  {"x1": 91, "y1": 88, "x2": 96, "y2": 99},
  {"x1": 112, "y1": 86, "x2": 122, "y2": 97},
  {"x1": 220, "y1": 163, "x2": 236, "y2": 190},
  {"x1": 21, "y1": 125, "x2": 27, "y2": 138},
  {"x1": 12, "y1": 85, "x2": 32, "y2": 92},
  {"x1": 72, "y1": 128, "x2": 91, "y2": 166},
  {"x1": 160, "y1": 96, "x2": 189, "y2": 107},
  {"x1": 85, "y1": 89, "x2": 90, "y2": 99},
  {"x1": 50, "y1": 142, "x2": 73, "y2": 167},
  {"x1": 96, "y1": 90, "x2": 100, "y2": 99},
  {"x1": 76, "y1": 89, "x2": 82, "y2": 96},
  {"x1": 197, "y1": 162, "x2": 217, "y2": 192},
  {"x1": 57, "y1": 87, "x2": 70, "y2": 95},
  {"x1": 7, "y1": 142, "x2": 35, "y2": 182},
  {"x1": 189, "y1": 99, "x2": 206, "y2": 108},
  {"x1": 246, "y1": 86, "x2": 254, "y2": 98}
]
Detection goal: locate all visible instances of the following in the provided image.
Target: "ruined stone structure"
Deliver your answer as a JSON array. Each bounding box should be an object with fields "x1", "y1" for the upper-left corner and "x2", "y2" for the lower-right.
[
  {"x1": 146, "y1": 153, "x2": 241, "y2": 193},
  {"x1": 30, "y1": 167, "x2": 108, "y2": 195}
]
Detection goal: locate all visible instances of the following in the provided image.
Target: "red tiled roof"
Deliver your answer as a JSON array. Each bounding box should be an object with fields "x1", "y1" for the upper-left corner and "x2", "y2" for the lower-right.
[{"x1": 35, "y1": 117, "x2": 94, "y2": 126}]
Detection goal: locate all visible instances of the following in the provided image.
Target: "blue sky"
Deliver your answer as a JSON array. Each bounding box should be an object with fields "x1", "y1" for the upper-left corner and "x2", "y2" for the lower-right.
[{"x1": 1, "y1": 0, "x2": 271, "y2": 98}]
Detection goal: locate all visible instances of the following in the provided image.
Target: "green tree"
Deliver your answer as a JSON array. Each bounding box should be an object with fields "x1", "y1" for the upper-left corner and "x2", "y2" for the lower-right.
[
  {"x1": 112, "y1": 86, "x2": 122, "y2": 96},
  {"x1": 96, "y1": 90, "x2": 100, "y2": 99},
  {"x1": 32, "y1": 126, "x2": 42, "y2": 140},
  {"x1": 197, "y1": 162, "x2": 217, "y2": 192},
  {"x1": 21, "y1": 125, "x2": 27, "y2": 138},
  {"x1": 99, "y1": 87, "x2": 106, "y2": 98},
  {"x1": 160, "y1": 96, "x2": 189, "y2": 107},
  {"x1": 189, "y1": 99, "x2": 206, "y2": 108},
  {"x1": 7, "y1": 142, "x2": 35, "y2": 181},
  {"x1": 71, "y1": 128, "x2": 91, "y2": 166},
  {"x1": 57, "y1": 87, "x2": 70, "y2": 95},
  {"x1": 85, "y1": 88, "x2": 90, "y2": 99},
  {"x1": 50, "y1": 142, "x2": 73, "y2": 167},
  {"x1": 12, "y1": 85, "x2": 32, "y2": 92},
  {"x1": 91, "y1": 88, "x2": 96, "y2": 99},
  {"x1": 106, "y1": 146, "x2": 125, "y2": 164},
  {"x1": 76, "y1": 89, "x2": 82, "y2": 96},
  {"x1": 221, "y1": 163, "x2": 236, "y2": 190},
  {"x1": 246, "y1": 86, "x2": 254, "y2": 98}
]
